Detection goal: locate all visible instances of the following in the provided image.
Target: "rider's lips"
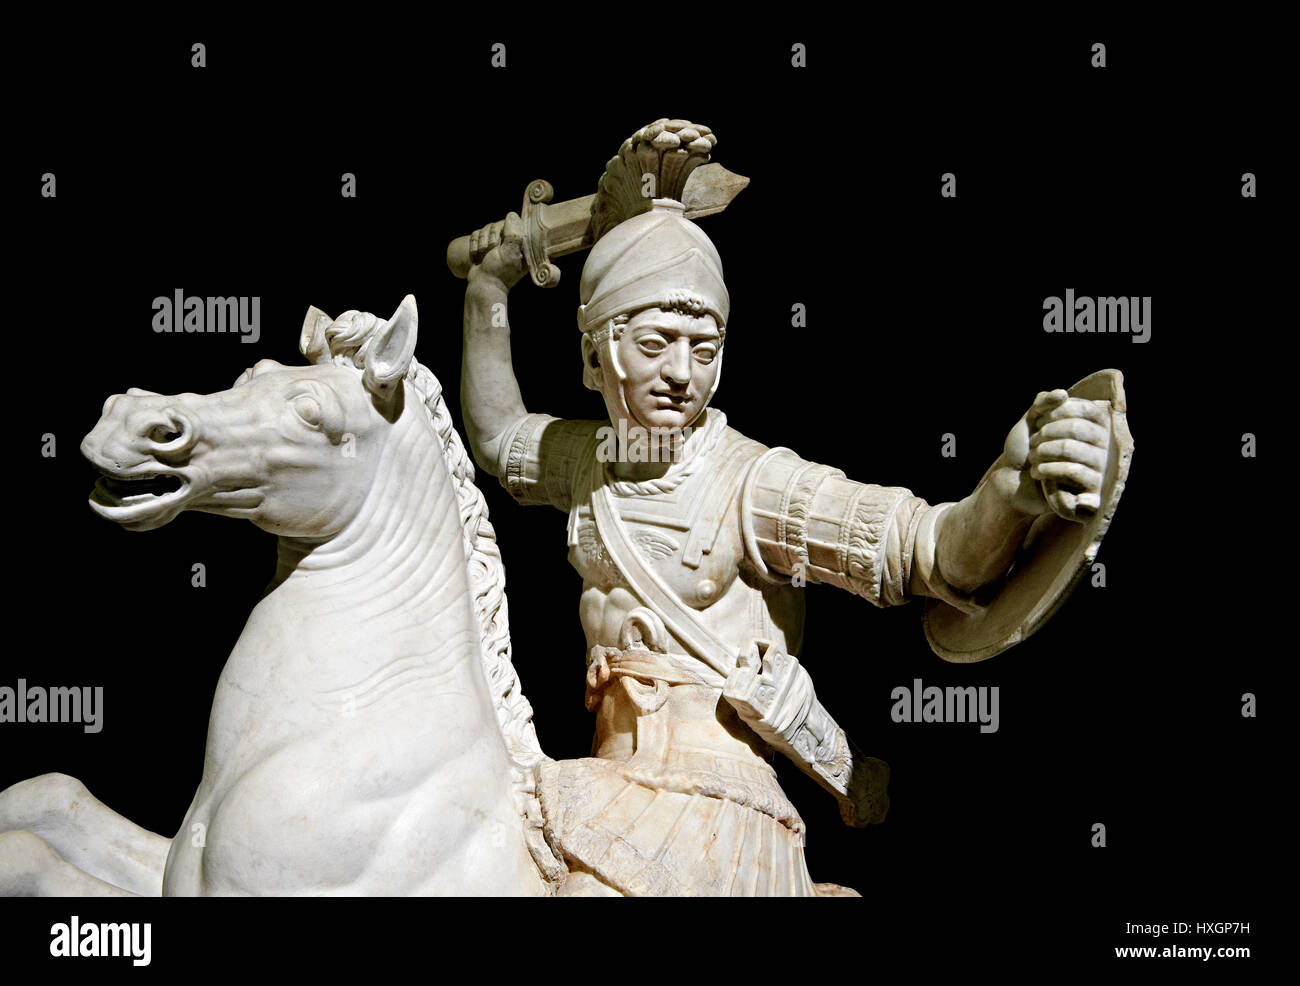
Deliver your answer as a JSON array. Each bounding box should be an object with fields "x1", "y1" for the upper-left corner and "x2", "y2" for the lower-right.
[{"x1": 651, "y1": 390, "x2": 691, "y2": 406}]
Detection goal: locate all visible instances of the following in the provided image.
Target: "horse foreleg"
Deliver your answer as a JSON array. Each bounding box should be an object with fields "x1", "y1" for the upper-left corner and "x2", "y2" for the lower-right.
[
  {"x1": 0, "y1": 830, "x2": 138, "y2": 896},
  {"x1": 0, "y1": 773, "x2": 169, "y2": 896}
]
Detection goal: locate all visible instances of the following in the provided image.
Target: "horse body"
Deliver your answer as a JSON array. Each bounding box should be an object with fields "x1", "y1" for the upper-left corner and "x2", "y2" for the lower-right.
[{"x1": 1, "y1": 297, "x2": 551, "y2": 896}]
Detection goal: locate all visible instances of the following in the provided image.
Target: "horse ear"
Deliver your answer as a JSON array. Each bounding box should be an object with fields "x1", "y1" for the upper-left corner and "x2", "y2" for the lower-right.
[
  {"x1": 300, "y1": 305, "x2": 332, "y2": 364},
  {"x1": 363, "y1": 295, "x2": 418, "y2": 400}
]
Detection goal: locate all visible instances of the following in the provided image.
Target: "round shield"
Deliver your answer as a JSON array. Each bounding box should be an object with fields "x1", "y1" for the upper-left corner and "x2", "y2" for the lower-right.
[{"x1": 923, "y1": 368, "x2": 1135, "y2": 663}]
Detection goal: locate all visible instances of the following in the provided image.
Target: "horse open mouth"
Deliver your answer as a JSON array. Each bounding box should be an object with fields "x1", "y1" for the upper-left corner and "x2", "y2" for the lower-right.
[{"x1": 89, "y1": 470, "x2": 189, "y2": 527}]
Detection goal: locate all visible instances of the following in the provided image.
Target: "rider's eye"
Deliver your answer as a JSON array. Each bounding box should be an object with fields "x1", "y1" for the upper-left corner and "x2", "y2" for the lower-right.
[
  {"x1": 693, "y1": 345, "x2": 717, "y2": 364},
  {"x1": 292, "y1": 394, "x2": 323, "y2": 427},
  {"x1": 637, "y1": 337, "x2": 667, "y2": 355}
]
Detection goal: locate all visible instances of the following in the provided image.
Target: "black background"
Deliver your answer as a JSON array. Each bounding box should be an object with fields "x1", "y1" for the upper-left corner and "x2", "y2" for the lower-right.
[{"x1": 4, "y1": 18, "x2": 1281, "y2": 974}]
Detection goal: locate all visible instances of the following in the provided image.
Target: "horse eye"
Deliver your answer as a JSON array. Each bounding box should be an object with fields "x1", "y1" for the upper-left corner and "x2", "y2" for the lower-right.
[{"x1": 292, "y1": 394, "x2": 323, "y2": 426}]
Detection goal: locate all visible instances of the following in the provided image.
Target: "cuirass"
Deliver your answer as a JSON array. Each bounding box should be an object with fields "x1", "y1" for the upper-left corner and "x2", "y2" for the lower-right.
[
  {"x1": 546, "y1": 416, "x2": 807, "y2": 658},
  {"x1": 567, "y1": 470, "x2": 746, "y2": 609},
  {"x1": 566, "y1": 425, "x2": 765, "y2": 611}
]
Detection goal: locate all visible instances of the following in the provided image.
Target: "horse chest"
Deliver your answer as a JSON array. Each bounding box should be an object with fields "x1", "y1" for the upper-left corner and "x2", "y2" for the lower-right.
[
  {"x1": 171, "y1": 690, "x2": 502, "y2": 895},
  {"x1": 172, "y1": 630, "x2": 505, "y2": 893}
]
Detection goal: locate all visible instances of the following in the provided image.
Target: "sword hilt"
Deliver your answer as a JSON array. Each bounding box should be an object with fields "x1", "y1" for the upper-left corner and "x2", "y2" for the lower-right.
[
  {"x1": 446, "y1": 178, "x2": 562, "y2": 288},
  {"x1": 723, "y1": 639, "x2": 891, "y2": 827}
]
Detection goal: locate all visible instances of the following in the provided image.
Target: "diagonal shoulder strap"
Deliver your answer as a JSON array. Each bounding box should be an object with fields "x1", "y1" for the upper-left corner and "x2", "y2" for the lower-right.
[{"x1": 586, "y1": 450, "x2": 731, "y2": 683}]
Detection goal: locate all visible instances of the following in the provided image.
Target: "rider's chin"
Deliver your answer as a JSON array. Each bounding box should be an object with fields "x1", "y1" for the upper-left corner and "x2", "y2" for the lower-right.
[{"x1": 642, "y1": 393, "x2": 689, "y2": 418}]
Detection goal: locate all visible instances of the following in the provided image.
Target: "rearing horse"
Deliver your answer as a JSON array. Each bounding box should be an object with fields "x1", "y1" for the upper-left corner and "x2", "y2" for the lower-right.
[{"x1": 0, "y1": 296, "x2": 559, "y2": 895}]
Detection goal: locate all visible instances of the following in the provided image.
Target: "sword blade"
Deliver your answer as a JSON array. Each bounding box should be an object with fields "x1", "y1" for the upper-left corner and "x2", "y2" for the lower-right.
[
  {"x1": 538, "y1": 163, "x2": 751, "y2": 261},
  {"x1": 447, "y1": 164, "x2": 750, "y2": 279}
]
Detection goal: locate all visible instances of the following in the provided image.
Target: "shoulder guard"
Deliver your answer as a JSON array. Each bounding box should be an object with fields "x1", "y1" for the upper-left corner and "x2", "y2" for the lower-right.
[
  {"x1": 497, "y1": 414, "x2": 603, "y2": 512},
  {"x1": 740, "y1": 448, "x2": 927, "y2": 608}
]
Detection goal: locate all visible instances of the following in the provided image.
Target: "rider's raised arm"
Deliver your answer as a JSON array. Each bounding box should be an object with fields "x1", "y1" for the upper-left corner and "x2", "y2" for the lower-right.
[
  {"x1": 461, "y1": 216, "x2": 533, "y2": 477},
  {"x1": 460, "y1": 216, "x2": 605, "y2": 512},
  {"x1": 739, "y1": 448, "x2": 981, "y2": 614}
]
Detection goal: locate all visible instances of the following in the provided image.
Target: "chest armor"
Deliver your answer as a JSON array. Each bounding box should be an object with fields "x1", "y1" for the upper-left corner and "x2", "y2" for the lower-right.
[{"x1": 566, "y1": 430, "x2": 759, "y2": 610}]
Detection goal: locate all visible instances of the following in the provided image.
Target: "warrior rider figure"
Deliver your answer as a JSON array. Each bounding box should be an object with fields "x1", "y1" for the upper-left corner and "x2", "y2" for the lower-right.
[{"x1": 458, "y1": 121, "x2": 1115, "y2": 896}]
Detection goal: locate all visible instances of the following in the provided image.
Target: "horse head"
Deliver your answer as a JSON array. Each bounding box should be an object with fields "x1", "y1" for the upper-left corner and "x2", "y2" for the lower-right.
[
  {"x1": 81, "y1": 296, "x2": 420, "y2": 535},
  {"x1": 74, "y1": 294, "x2": 558, "y2": 893}
]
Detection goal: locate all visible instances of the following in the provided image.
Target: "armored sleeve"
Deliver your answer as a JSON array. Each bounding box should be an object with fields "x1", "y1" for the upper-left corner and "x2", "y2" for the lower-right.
[
  {"x1": 495, "y1": 413, "x2": 603, "y2": 513},
  {"x1": 739, "y1": 447, "x2": 977, "y2": 611}
]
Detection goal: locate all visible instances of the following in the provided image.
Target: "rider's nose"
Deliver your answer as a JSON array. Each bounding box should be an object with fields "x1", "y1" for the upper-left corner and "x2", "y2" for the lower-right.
[{"x1": 662, "y1": 340, "x2": 691, "y2": 386}]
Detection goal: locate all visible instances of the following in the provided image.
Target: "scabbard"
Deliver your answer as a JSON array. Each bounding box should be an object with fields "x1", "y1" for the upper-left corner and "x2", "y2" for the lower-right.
[{"x1": 723, "y1": 639, "x2": 891, "y2": 827}]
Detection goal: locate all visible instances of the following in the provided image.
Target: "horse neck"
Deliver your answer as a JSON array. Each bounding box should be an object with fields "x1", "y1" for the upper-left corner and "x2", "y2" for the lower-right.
[{"x1": 264, "y1": 412, "x2": 479, "y2": 663}]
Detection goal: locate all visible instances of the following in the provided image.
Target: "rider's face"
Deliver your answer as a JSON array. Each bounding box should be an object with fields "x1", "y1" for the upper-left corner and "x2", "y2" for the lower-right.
[{"x1": 605, "y1": 307, "x2": 721, "y2": 431}]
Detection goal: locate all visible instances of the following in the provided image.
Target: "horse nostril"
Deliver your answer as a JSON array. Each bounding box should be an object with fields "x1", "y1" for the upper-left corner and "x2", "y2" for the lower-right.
[
  {"x1": 149, "y1": 425, "x2": 183, "y2": 444},
  {"x1": 145, "y1": 412, "x2": 193, "y2": 453}
]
